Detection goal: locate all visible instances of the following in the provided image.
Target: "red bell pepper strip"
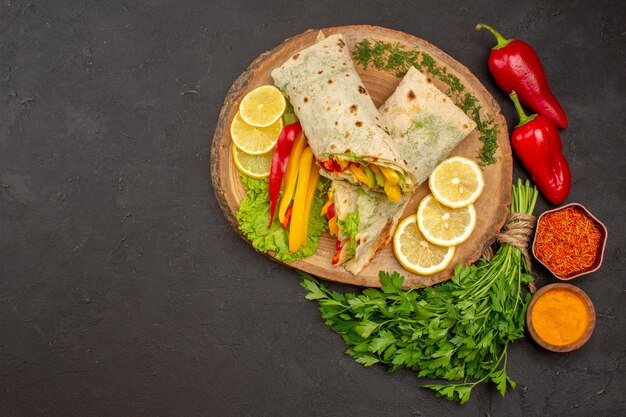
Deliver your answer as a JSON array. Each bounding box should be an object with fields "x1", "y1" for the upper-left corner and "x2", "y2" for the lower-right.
[
  {"x1": 326, "y1": 203, "x2": 335, "y2": 220},
  {"x1": 320, "y1": 159, "x2": 335, "y2": 172},
  {"x1": 281, "y1": 203, "x2": 293, "y2": 229},
  {"x1": 509, "y1": 92, "x2": 571, "y2": 204},
  {"x1": 320, "y1": 158, "x2": 346, "y2": 172},
  {"x1": 268, "y1": 122, "x2": 302, "y2": 227},
  {"x1": 477, "y1": 24, "x2": 568, "y2": 129},
  {"x1": 331, "y1": 238, "x2": 343, "y2": 265},
  {"x1": 320, "y1": 199, "x2": 333, "y2": 216}
]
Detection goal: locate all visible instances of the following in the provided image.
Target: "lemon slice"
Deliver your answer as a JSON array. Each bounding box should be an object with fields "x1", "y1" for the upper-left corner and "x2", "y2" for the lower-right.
[
  {"x1": 238, "y1": 85, "x2": 286, "y2": 127},
  {"x1": 428, "y1": 156, "x2": 485, "y2": 208},
  {"x1": 232, "y1": 143, "x2": 273, "y2": 179},
  {"x1": 393, "y1": 215, "x2": 456, "y2": 275},
  {"x1": 417, "y1": 194, "x2": 476, "y2": 247},
  {"x1": 230, "y1": 111, "x2": 282, "y2": 155}
]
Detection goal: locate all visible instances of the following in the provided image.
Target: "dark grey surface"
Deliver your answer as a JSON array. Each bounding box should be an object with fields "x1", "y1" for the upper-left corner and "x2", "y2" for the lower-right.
[{"x1": 1, "y1": 0, "x2": 624, "y2": 416}]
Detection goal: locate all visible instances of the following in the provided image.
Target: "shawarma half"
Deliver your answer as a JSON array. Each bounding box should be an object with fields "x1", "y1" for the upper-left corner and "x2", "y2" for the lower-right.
[
  {"x1": 331, "y1": 67, "x2": 477, "y2": 274},
  {"x1": 380, "y1": 66, "x2": 476, "y2": 185},
  {"x1": 272, "y1": 33, "x2": 416, "y2": 203}
]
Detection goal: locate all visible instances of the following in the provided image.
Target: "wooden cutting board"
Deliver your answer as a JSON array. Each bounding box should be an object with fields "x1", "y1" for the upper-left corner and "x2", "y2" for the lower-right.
[{"x1": 210, "y1": 25, "x2": 512, "y2": 288}]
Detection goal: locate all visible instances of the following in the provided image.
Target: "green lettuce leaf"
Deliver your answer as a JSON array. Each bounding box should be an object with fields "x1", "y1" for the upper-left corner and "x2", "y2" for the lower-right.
[
  {"x1": 338, "y1": 212, "x2": 359, "y2": 259},
  {"x1": 236, "y1": 174, "x2": 329, "y2": 263}
]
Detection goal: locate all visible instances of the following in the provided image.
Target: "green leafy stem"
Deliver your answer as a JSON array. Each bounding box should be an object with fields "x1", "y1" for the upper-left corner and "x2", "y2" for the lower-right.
[
  {"x1": 301, "y1": 259, "x2": 529, "y2": 404},
  {"x1": 301, "y1": 180, "x2": 539, "y2": 404},
  {"x1": 352, "y1": 38, "x2": 499, "y2": 166}
]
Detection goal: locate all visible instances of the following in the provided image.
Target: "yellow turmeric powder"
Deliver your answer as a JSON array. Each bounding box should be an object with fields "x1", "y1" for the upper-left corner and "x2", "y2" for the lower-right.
[{"x1": 531, "y1": 289, "x2": 589, "y2": 346}]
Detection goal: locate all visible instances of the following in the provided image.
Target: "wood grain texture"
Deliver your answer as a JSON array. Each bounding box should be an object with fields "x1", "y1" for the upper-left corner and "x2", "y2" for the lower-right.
[{"x1": 210, "y1": 25, "x2": 512, "y2": 288}]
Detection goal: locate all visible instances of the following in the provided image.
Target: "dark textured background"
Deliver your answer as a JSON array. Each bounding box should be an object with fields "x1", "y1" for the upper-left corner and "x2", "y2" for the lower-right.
[{"x1": 1, "y1": 0, "x2": 624, "y2": 416}]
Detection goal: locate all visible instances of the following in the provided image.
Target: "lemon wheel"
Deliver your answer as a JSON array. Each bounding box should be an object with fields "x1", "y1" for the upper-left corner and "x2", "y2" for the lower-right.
[
  {"x1": 417, "y1": 194, "x2": 477, "y2": 247},
  {"x1": 393, "y1": 215, "x2": 456, "y2": 276},
  {"x1": 238, "y1": 85, "x2": 286, "y2": 127},
  {"x1": 429, "y1": 156, "x2": 484, "y2": 208},
  {"x1": 230, "y1": 111, "x2": 282, "y2": 155},
  {"x1": 232, "y1": 144, "x2": 273, "y2": 179}
]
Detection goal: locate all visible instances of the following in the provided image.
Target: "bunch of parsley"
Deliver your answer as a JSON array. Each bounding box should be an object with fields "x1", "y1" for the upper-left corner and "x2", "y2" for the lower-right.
[{"x1": 301, "y1": 180, "x2": 538, "y2": 404}]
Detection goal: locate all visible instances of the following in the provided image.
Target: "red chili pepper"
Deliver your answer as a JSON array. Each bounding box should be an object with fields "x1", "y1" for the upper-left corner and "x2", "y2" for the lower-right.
[
  {"x1": 510, "y1": 92, "x2": 571, "y2": 204},
  {"x1": 281, "y1": 203, "x2": 293, "y2": 229},
  {"x1": 269, "y1": 122, "x2": 302, "y2": 227},
  {"x1": 326, "y1": 203, "x2": 335, "y2": 220},
  {"x1": 477, "y1": 24, "x2": 568, "y2": 129},
  {"x1": 331, "y1": 238, "x2": 343, "y2": 265}
]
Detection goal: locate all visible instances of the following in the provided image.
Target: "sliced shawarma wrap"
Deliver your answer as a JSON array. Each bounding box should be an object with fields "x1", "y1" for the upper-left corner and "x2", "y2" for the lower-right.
[
  {"x1": 327, "y1": 181, "x2": 409, "y2": 275},
  {"x1": 271, "y1": 33, "x2": 415, "y2": 203},
  {"x1": 322, "y1": 67, "x2": 477, "y2": 274},
  {"x1": 379, "y1": 66, "x2": 477, "y2": 185}
]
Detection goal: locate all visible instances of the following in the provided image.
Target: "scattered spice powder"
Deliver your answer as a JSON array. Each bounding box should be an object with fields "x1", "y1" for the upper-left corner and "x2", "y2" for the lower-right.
[
  {"x1": 531, "y1": 288, "x2": 589, "y2": 346},
  {"x1": 534, "y1": 206, "x2": 602, "y2": 277}
]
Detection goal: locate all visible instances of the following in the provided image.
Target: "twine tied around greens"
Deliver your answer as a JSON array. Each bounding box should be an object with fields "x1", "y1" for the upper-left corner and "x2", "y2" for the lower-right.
[{"x1": 482, "y1": 212, "x2": 537, "y2": 292}]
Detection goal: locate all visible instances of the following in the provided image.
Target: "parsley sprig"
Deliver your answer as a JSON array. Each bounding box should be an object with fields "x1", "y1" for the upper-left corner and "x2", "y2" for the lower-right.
[
  {"x1": 352, "y1": 38, "x2": 499, "y2": 166},
  {"x1": 301, "y1": 180, "x2": 538, "y2": 404}
]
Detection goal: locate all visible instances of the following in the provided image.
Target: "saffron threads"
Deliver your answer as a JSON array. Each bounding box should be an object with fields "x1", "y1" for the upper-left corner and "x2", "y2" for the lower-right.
[{"x1": 534, "y1": 206, "x2": 602, "y2": 277}]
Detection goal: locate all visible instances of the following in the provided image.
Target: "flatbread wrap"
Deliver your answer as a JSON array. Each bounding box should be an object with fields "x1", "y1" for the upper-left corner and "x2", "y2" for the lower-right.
[
  {"x1": 322, "y1": 67, "x2": 477, "y2": 274},
  {"x1": 379, "y1": 66, "x2": 477, "y2": 185},
  {"x1": 324, "y1": 181, "x2": 409, "y2": 275},
  {"x1": 271, "y1": 33, "x2": 416, "y2": 203}
]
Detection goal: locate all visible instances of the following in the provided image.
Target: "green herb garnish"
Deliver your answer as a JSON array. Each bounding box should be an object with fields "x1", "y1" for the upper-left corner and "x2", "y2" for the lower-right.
[
  {"x1": 301, "y1": 180, "x2": 538, "y2": 404},
  {"x1": 337, "y1": 212, "x2": 360, "y2": 258},
  {"x1": 352, "y1": 38, "x2": 499, "y2": 166}
]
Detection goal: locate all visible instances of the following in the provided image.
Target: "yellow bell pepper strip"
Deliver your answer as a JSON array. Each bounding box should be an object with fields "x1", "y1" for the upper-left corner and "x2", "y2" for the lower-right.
[
  {"x1": 335, "y1": 158, "x2": 349, "y2": 171},
  {"x1": 349, "y1": 163, "x2": 369, "y2": 184},
  {"x1": 280, "y1": 203, "x2": 293, "y2": 229},
  {"x1": 370, "y1": 165, "x2": 385, "y2": 187},
  {"x1": 362, "y1": 165, "x2": 377, "y2": 189},
  {"x1": 288, "y1": 147, "x2": 314, "y2": 253},
  {"x1": 384, "y1": 182, "x2": 402, "y2": 203},
  {"x1": 328, "y1": 216, "x2": 338, "y2": 236},
  {"x1": 320, "y1": 191, "x2": 334, "y2": 216},
  {"x1": 301, "y1": 163, "x2": 320, "y2": 247},
  {"x1": 278, "y1": 132, "x2": 307, "y2": 223},
  {"x1": 378, "y1": 165, "x2": 400, "y2": 185},
  {"x1": 321, "y1": 192, "x2": 337, "y2": 236}
]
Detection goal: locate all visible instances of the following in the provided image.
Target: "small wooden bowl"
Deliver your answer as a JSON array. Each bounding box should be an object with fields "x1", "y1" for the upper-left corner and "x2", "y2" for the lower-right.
[
  {"x1": 532, "y1": 203, "x2": 608, "y2": 280},
  {"x1": 526, "y1": 283, "x2": 596, "y2": 352}
]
